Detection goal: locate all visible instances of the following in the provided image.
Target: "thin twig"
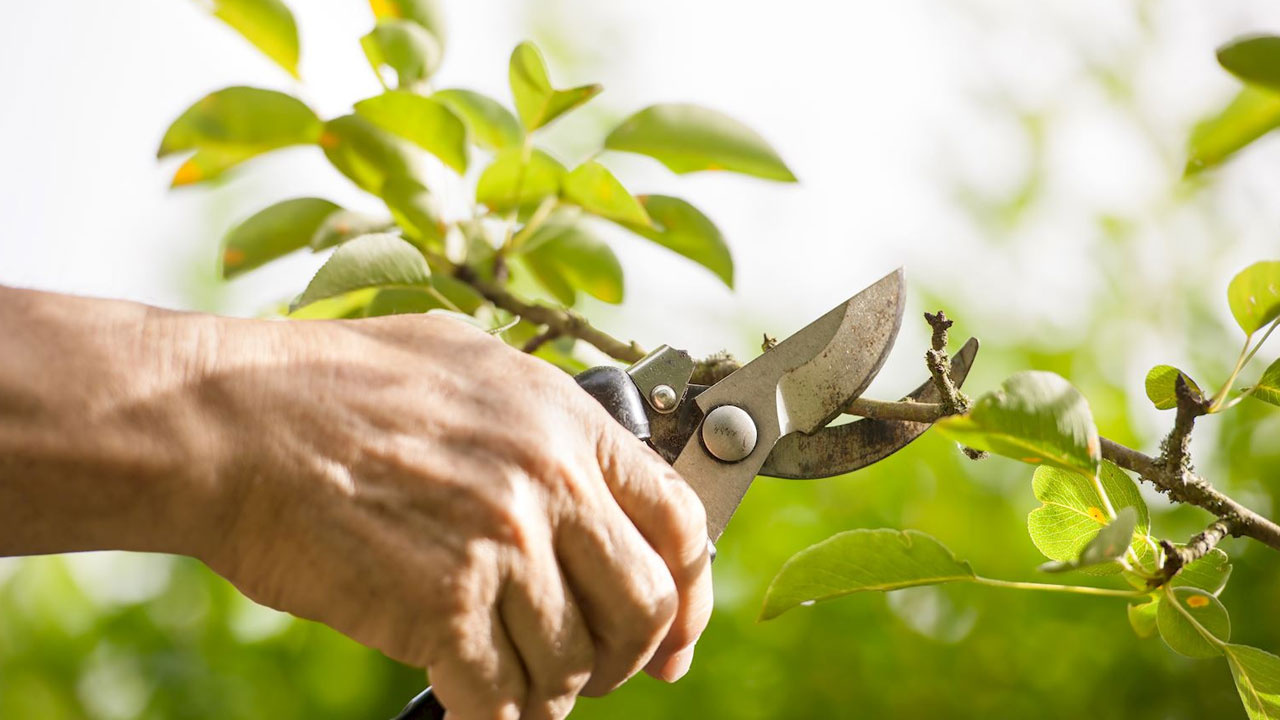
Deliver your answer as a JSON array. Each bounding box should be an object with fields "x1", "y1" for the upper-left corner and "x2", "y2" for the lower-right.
[
  {"x1": 446, "y1": 260, "x2": 646, "y2": 363},
  {"x1": 924, "y1": 311, "x2": 971, "y2": 415},
  {"x1": 1151, "y1": 519, "x2": 1234, "y2": 587},
  {"x1": 521, "y1": 328, "x2": 561, "y2": 354}
]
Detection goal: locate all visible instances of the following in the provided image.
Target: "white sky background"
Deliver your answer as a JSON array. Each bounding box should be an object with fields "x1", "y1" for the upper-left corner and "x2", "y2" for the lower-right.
[{"x1": 1, "y1": 0, "x2": 1278, "y2": 396}]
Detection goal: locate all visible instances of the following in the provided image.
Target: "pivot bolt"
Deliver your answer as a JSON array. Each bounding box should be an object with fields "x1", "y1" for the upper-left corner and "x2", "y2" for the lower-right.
[
  {"x1": 701, "y1": 405, "x2": 757, "y2": 462},
  {"x1": 650, "y1": 384, "x2": 678, "y2": 412}
]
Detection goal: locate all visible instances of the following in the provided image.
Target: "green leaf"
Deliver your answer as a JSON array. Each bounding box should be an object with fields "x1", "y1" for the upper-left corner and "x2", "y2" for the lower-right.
[
  {"x1": 364, "y1": 287, "x2": 447, "y2": 317},
  {"x1": 1186, "y1": 87, "x2": 1280, "y2": 175},
  {"x1": 1128, "y1": 597, "x2": 1160, "y2": 639},
  {"x1": 427, "y1": 273, "x2": 485, "y2": 314},
  {"x1": 1039, "y1": 507, "x2": 1138, "y2": 574},
  {"x1": 1027, "y1": 462, "x2": 1149, "y2": 576},
  {"x1": 368, "y1": 0, "x2": 446, "y2": 50},
  {"x1": 380, "y1": 177, "x2": 444, "y2": 247},
  {"x1": 475, "y1": 147, "x2": 566, "y2": 213},
  {"x1": 203, "y1": 0, "x2": 300, "y2": 78},
  {"x1": 561, "y1": 162, "x2": 650, "y2": 226},
  {"x1": 520, "y1": 220, "x2": 624, "y2": 305},
  {"x1": 309, "y1": 210, "x2": 393, "y2": 250},
  {"x1": 168, "y1": 148, "x2": 260, "y2": 188},
  {"x1": 1173, "y1": 548, "x2": 1233, "y2": 595},
  {"x1": 508, "y1": 41, "x2": 601, "y2": 131},
  {"x1": 1224, "y1": 644, "x2": 1280, "y2": 720},
  {"x1": 1157, "y1": 587, "x2": 1230, "y2": 658},
  {"x1": 319, "y1": 114, "x2": 425, "y2": 196},
  {"x1": 221, "y1": 198, "x2": 340, "y2": 279},
  {"x1": 354, "y1": 90, "x2": 467, "y2": 173},
  {"x1": 625, "y1": 195, "x2": 733, "y2": 288},
  {"x1": 604, "y1": 103, "x2": 796, "y2": 181},
  {"x1": 360, "y1": 20, "x2": 442, "y2": 90},
  {"x1": 761, "y1": 529, "x2": 975, "y2": 621},
  {"x1": 158, "y1": 87, "x2": 321, "y2": 185},
  {"x1": 286, "y1": 288, "x2": 378, "y2": 319},
  {"x1": 434, "y1": 89, "x2": 522, "y2": 151},
  {"x1": 1228, "y1": 261, "x2": 1280, "y2": 334},
  {"x1": 935, "y1": 371, "x2": 1101, "y2": 476},
  {"x1": 1219, "y1": 36, "x2": 1280, "y2": 93},
  {"x1": 1144, "y1": 365, "x2": 1202, "y2": 410},
  {"x1": 296, "y1": 234, "x2": 431, "y2": 308},
  {"x1": 1248, "y1": 358, "x2": 1280, "y2": 407}
]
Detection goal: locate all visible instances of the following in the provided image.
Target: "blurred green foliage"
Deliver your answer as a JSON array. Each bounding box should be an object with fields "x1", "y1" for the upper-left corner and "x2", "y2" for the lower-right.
[{"x1": 3, "y1": 1, "x2": 1280, "y2": 719}]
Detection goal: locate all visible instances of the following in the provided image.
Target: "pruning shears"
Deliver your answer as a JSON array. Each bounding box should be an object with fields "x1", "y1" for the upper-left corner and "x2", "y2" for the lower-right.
[{"x1": 393, "y1": 268, "x2": 979, "y2": 720}]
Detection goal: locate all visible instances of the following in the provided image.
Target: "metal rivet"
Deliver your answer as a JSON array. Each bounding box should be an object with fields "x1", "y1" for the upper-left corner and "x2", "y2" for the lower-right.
[
  {"x1": 650, "y1": 384, "x2": 678, "y2": 412},
  {"x1": 701, "y1": 405, "x2": 757, "y2": 462}
]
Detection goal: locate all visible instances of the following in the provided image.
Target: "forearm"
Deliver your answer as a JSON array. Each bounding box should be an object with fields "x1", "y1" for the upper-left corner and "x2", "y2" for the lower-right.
[{"x1": 0, "y1": 286, "x2": 233, "y2": 558}]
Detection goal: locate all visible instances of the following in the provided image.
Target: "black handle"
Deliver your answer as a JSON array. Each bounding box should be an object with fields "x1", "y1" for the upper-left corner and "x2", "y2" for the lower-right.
[
  {"x1": 389, "y1": 367, "x2": 647, "y2": 720},
  {"x1": 392, "y1": 686, "x2": 445, "y2": 720}
]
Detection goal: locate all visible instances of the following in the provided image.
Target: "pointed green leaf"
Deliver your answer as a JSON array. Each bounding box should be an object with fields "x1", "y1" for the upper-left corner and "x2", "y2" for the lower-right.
[
  {"x1": 508, "y1": 41, "x2": 601, "y2": 131},
  {"x1": 319, "y1": 114, "x2": 425, "y2": 196},
  {"x1": 475, "y1": 147, "x2": 566, "y2": 213},
  {"x1": 520, "y1": 220, "x2": 624, "y2": 305},
  {"x1": 368, "y1": 0, "x2": 446, "y2": 50},
  {"x1": 354, "y1": 90, "x2": 467, "y2": 173},
  {"x1": 296, "y1": 234, "x2": 430, "y2": 308},
  {"x1": 168, "y1": 147, "x2": 261, "y2": 188},
  {"x1": 562, "y1": 161, "x2": 650, "y2": 226},
  {"x1": 364, "y1": 287, "x2": 447, "y2": 317},
  {"x1": 428, "y1": 273, "x2": 486, "y2": 314},
  {"x1": 287, "y1": 288, "x2": 379, "y2": 319},
  {"x1": 159, "y1": 87, "x2": 321, "y2": 184},
  {"x1": 360, "y1": 20, "x2": 442, "y2": 89},
  {"x1": 936, "y1": 371, "x2": 1101, "y2": 476},
  {"x1": 1248, "y1": 358, "x2": 1280, "y2": 407},
  {"x1": 380, "y1": 177, "x2": 444, "y2": 247},
  {"x1": 1186, "y1": 87, "x2": 1280, "y2": 175},
  {"x1": 625, "y1": 195, "x2": 733, "y2": 287},
  {"x1": 1144, "y1": 365, "x2": 1202, "y2": 410},
  {"x1": 1224, "y1": 644, "x2": 1280, "y2": 720},
  {"x1": 1157, "y1": 587, "x2": 1230, "y2": 658},
  {"x1": 1228, "y1": 261, "x2": 1280, "y2": 334},
  {"x1": 1128, "y1": 597, "x2": 1160, "y2": 639},
  {"x1": 221, "y1": 198, "x2": 340, "y2": 279},
  {"x1": 203, "y1": 0, "x2": 300, "y2": 78},
  {"x1": 605, "y1": 103, "x2": 796, "y2": 181},
  {"x1": 309, "y1": 210, "x2": 393, "y2": 251},
  {"x1": 1028, "y1": 462, "x2": 1149, "y2": 576},
  {"x1": 434, "y1": 89, "x2": 522, "y2": 151},
  {"x1": 761, "y1": 529, "x2": 975, "y2": 621},
  {"x1": 1219, "y1": 36, "x2": 1280, "y2": 93},
  {"x1": 1039, "y1": 507, "x2": 1139, "y2": 574}
]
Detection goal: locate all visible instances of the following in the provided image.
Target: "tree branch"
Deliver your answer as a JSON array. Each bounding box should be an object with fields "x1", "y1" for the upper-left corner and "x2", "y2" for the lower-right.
[
  {"x1": 439, "y1": 260, "x2": 1280, "y2": 557},
  {"x1": 924, "y1": 311, "x2": 971, "y2": 415},
  {"x1": 1151, "y1": 519, "x2": 1233, "y2": 587},
  {"x1": 449, "y1": 262, "x2": 646, "y2": 363},
  {"x1": 842, "y1": 397, "x2": 1280, "y2": 553}
]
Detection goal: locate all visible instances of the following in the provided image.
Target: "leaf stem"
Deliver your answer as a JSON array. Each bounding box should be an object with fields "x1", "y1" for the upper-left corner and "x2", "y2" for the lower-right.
[
  {"x1": 973, "y1": 576, "x2": 1147, "y2": 599},
  {"x1": 1210, "y1": 335, "x2": 1253, "y2": 412}
]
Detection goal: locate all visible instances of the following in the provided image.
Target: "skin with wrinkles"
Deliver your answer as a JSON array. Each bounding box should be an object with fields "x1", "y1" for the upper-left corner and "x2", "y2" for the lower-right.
[{"x1": 0, "y1": 286, "x2": 713, "y2": 720}]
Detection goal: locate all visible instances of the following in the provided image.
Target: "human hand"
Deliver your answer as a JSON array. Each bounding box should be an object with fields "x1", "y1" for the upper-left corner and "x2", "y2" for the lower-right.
[{"x1": 198, "y1": 313, "x2": 713, "y2": 719}]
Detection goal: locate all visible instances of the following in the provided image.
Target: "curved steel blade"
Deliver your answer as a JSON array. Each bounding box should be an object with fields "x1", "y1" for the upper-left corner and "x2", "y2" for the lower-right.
[
  {"x1": 760, "y1": 337, "x2": 979, "y2": 479},
  {"x1": 673, "y1": 269, "x2": 906, "y2": 540}
]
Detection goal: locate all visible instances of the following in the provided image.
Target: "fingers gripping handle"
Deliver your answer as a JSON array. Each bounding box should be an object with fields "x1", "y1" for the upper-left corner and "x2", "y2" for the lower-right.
[{"x1": 389, "y1": 368, "x2": 651, "y2": 720}]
